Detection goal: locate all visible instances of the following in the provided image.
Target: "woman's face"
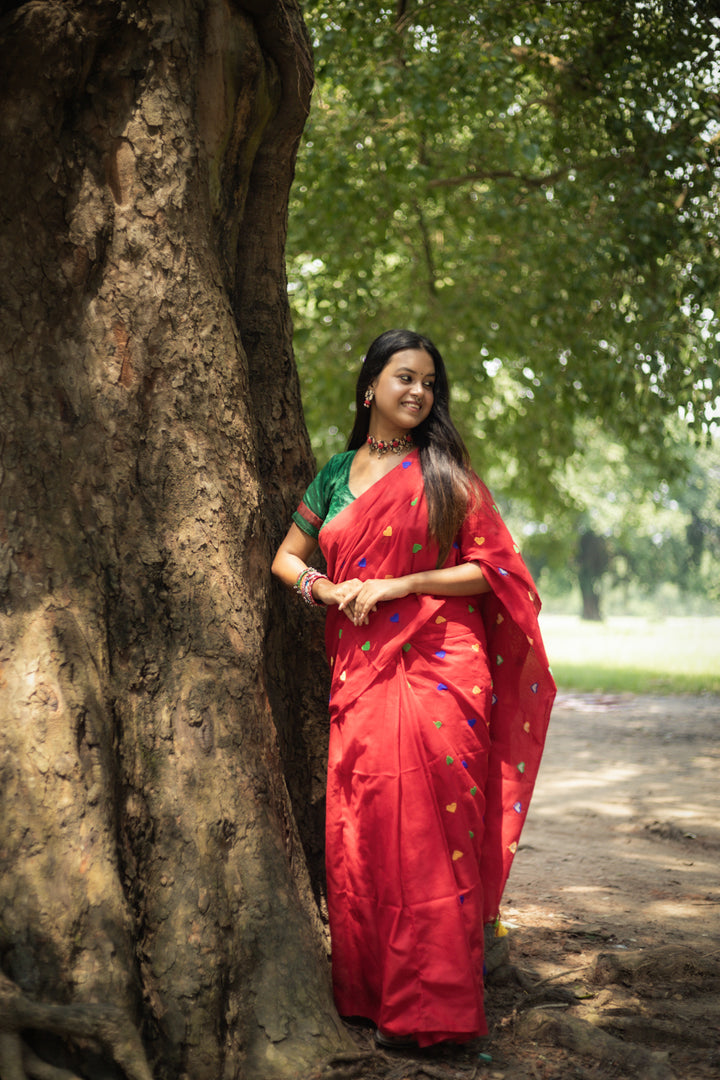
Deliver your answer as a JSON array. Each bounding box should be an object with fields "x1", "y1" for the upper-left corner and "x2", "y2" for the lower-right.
[{"x1": 370, "y1": 348, "x2": 435, "y2": 433}]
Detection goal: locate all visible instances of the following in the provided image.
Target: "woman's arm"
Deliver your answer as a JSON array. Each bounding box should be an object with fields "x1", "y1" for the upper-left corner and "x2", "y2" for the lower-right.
[
  {"x1": 271, "y1": 523, "x2": 365, "y2": 612},
  {"x1": 345, "y1": 562, "x2": 490, "y2": 625}
]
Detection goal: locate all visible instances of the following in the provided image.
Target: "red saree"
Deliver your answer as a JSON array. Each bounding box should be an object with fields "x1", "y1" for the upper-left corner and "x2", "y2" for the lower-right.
[{"x1": 317, "y1": 449, "x2": 555, "y2": 1045}]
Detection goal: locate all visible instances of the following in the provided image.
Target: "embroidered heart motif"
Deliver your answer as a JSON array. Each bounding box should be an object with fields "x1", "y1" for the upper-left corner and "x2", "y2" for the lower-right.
[
  {"x1": 446, "y1": 755, "x2": 454, "y2": 765},
  {"x1": 470, "y1": 785, "x2": 478, "y2": 796},
  {"x1": 402, "y1": 461, "x2": 411, "y2": 469},
  {"x1": 517, "y1": 761, "x2": 526, "y2": 773},
  {"x1": 390, "y1": 613, "x2": 400, "y2": 623},
  {"x1": 528, "y1": 590, "x2": 535, "y2": 601},
  {"x1": 523, "y1": 721, "x2": 530, "y2": 732},
  {"x1": 338, "y1": 628, "x2": 343, "y2": 638},
  {"x1": 358, "y1": 557, "x2": 367, "y2": 567},
  {"x1": 435, "y1": 649, "x2": 446, "y2": 659},
  {"x1": 361, "y1": 641, "x2": 371, "y2": 652},
  {"x1": 339, "y1": 671, "x2": 347, "y2": 682},
  {"x1": 402, "y1": 643, "x2": 411, "y2": 652},
  {"x1": 452, "y1": 850, "x2": 464, "y2": 861},
  {"x1": 467, "y1": 718, "x2": 477, "y2": 728},
  {"x1": 410, "y1": 496, "x2": 418, "y2": 505},
  {"x1": 527, "y1": 635, "x2": 534, "y2": 645},
  {"x1": 531, "y1": 681, "x2": 538, "y2": 693},
  {"x1": 383, "y1": 526, "x2": 392, "y2": 536},
  {"x1": 437, "y1": 683, "x2": 448, "y2": 691},
  {"x1": 471, "y1": 643, "x2": 480, "y2": 653},
  {"x1": 412, "y1": 543, "x2": 422, "y2": 553},
  {"x1": 513, "y1": 543, "x2": 520, "y2": 552},
  {"x1": 513, "y1": 801, "x2": 522, "y2": 813},
  {"x1": 496, "y1": 613, "x2": 504, "y2": 624},
  {"x1": 474, "y1": 536, "x2": 485, "y2": 545},
  {"x1": 472, "y1": 685, "x2": 482, "y2": 695},
  {"x1": 446, "y1": 802, "x2": 457, "y2": 813},
  {"x1": 496, "y1": 655, "x2": 503, "y2": 665},
  {"x1": 469, "y1": 830, "x2": 475, "y2": 839},
  {"x1": 508, "y1": 841, "x2": 518, "y2": 853},
  {"x1": 434, "y1": 720, "x2": 442, "y2": 728},
  {"x1": 435, "y1": 615, "x2": 446, "y2": 624}
]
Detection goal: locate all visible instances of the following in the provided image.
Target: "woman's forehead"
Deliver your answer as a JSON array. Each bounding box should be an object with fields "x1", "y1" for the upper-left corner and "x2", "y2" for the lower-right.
[{"x1": 385, "y1": 348, "x2": 435, "y2": 376}]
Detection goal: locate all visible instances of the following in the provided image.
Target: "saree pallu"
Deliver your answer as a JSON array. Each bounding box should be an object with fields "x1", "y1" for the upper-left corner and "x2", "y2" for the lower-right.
[{"x1": 318, "y1": 450, "x2": 555, "y2": 1045}]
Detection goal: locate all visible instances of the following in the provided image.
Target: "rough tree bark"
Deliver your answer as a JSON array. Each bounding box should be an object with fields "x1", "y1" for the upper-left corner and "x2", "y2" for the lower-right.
[{"x1": 0, "y1": 2, "x2": 345, "y2": 1078}]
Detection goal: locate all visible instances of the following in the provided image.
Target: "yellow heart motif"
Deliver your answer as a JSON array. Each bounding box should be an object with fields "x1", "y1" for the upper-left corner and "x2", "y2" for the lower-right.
[
  {"x1": 435, "y1": 615, "x2": 446, "y2": 624},
  {"x1": 383, "y1": 526, "x2": 392, "y2": 536},
  {"x1": 471, "y1": 643, "x2": 480, "y2": 653},
  {"x1": 472, "y1": 685, "x2": 481, "y2": 695},
  {"x1": 508, "y1": 841, "x2": 518, "y2": 853},
  {"x1": 452, "y1": 850, "x2": 464, "y2": 861},
  {"x1": 445, "y1": 802, "x2": 457, "y2": 813},
  {"x1": 474, "y1": 536, "x2": 485, "y2": 545},
  {"x1": 339, "y1": 671, "x2": 347, "y2": 682},
  {"x1": 523, "y1": 721, "x2": 530, "y2": 732}
]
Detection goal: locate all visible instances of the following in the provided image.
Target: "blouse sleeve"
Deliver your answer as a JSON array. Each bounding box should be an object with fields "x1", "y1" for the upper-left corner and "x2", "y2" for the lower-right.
[{"x1": 292, "y1": 461, "x2": 333, "y2": 540}]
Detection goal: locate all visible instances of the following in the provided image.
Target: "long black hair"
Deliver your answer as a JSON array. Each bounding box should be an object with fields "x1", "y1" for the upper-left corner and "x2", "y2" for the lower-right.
[{"x1": 347, "y1": 329, "x2": 475, "y2": 564}]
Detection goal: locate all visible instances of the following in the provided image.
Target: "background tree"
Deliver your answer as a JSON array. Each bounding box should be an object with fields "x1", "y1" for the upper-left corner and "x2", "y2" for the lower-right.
[
  {"x1": 288, "y1": 0, "x2": 719, "y2": 511},
  {"x1": 0, "y1": 2, "x2": 347, "y2": 1078}
]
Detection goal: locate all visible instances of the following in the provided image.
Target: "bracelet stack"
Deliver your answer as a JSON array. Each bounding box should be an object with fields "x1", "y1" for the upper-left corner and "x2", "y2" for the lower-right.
[{"x1": 294, "y1": 567, "x2": 328, "y2": 606}]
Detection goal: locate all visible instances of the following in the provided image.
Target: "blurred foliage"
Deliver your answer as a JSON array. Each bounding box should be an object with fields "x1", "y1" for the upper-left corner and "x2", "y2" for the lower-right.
[
  {"x1": 507, "y1": 425, "x2": 720, "y2": 609},
  {"x1": 288, "y1": 0, "x2": 720, "y2": 515}
]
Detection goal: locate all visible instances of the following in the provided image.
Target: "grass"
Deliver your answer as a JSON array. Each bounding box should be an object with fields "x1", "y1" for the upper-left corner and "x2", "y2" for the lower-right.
[{"x1": 538, "y1": 614, "x2": 720, "y2": 696}]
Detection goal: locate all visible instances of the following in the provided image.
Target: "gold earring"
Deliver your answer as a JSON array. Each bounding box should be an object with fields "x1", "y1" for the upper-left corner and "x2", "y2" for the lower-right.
[{"x1": 363, "y1": 387, "x2": 374, "y2": 408}]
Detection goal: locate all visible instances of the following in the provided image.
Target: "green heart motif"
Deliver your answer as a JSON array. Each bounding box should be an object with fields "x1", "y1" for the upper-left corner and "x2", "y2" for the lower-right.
[
  {"x1": 402, "y1": 642, "x2": 411, "y2": 653},
  {"x1": 446, "y1": 755, "x2": 454, "y2": 765},
  {"x1": 470, "y1": 785, "x2": 478, "y2": 796},
  {"x1": 411, "y1": 497, "x2": 418, "y2": 506},
  {"x1": 496, "y1": 655, "x2": 504, "y2": 665},
  {"x1": 469, "y1": 831, "x2": 475, "y2": 839},
  {"x1": 338, "y1": 628, "x2": 342, "y2": 639},
  {"x1": 468, "y1": 604, "x2": 475, "y2": 613},
  {"x1": 412, "y1": 543, "x2": 422, "y2": 553},
  {"x1": 361, "y1": 641, "x2": 371, "y2": 652},
  {"x1": 434, "y1": 720, "x2": 442, "y2": 728},
  {"x1": 517, "y1": 761, "x2": 526, "y2": 773}
]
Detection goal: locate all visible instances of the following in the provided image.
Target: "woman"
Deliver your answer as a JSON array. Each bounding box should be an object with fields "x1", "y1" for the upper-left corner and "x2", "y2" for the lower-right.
[{"x1": 272, "y1": 329, "x2": 555, "y2": 1049}]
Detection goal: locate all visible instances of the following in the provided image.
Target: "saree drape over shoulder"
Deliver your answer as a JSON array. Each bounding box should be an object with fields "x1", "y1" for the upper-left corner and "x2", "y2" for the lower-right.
[{"x1": 295, "y1": 449, "x2": 555, "y2": 1046}]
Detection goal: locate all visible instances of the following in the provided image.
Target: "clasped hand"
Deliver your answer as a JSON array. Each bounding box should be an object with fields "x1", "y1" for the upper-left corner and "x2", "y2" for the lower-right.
[{"x1": 320, "y1": 576, "x2": 411, "y2": 626}]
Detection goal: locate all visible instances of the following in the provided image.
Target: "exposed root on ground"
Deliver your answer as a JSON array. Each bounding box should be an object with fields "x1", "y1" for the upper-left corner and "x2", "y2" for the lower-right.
[{"x1": 0, "y1": 974, "x2": 152, "y2": 1080}]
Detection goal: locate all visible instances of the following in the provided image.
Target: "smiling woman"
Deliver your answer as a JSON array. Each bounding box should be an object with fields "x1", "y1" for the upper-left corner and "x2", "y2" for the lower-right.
[{"x1": 272, "y1": 328, "x2": 556, "y2": 1049}]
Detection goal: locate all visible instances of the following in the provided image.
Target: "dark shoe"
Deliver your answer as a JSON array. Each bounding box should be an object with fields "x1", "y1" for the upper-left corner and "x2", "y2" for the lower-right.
[{"x1": 374, "y1": 1028, "x2": 418, "y2": 1051}]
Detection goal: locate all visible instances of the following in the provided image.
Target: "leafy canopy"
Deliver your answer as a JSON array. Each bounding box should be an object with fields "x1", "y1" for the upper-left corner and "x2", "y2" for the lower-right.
[{"x1": 288, "y1": 0, "x2": 720, "y2": 507}]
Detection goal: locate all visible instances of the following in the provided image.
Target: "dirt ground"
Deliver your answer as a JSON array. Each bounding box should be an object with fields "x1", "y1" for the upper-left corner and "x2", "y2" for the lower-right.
[{"x1": 313, "y1": 692, "x2": 720, "y2": 1080}]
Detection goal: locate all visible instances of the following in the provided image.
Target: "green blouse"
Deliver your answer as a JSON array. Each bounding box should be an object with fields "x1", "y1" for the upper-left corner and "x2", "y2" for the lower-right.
[{"x1": 292, "y1": 450, "x2": 358, "y2": 540}]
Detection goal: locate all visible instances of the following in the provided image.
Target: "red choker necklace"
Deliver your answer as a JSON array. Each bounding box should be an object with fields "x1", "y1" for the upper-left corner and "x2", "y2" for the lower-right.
[{"x1": 366, "y1": 433, "x2": 413, "y2": 457}]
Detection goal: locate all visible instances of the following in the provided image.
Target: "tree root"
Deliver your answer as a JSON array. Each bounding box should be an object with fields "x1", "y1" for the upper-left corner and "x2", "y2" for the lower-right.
[
  {"x1": 516, "y1": 1007, "x2": 675, "y2": 1080},
  {"x1": 0, "y1": 975, "x2": 152, "y2": 1080},
  {"x1": 591, "y1": 945, "x2": 720, "y2": 991}
]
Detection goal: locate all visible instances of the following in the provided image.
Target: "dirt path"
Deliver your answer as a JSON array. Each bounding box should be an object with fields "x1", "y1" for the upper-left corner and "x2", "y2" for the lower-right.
[{"x1": 319, "y1": 693, "x2": 720, "y2": 1080}]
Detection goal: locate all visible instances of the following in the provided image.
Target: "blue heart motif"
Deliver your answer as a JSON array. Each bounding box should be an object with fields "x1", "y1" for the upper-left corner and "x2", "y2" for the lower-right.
[
  {"x1": 437, "y1": 683, "x2": 448, "y2": 692},
  {"x1": 402, "y1": 460, "x2": 411, "y2": 468},
  {"x1": 390, "y1": 613, "x2": 400, "y2": 623},
  {"x1": 467, "y1": 717, "x2": 477, "y2": 728},
  {"x1": 435, "y1": 649, "x2": 446, "y2": 659},
  {"x1": 358, "y1": 557, "x2": 367, "y2": 567}
]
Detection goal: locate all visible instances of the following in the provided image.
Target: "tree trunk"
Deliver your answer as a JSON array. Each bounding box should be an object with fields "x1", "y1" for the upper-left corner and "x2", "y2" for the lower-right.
[
  {"x1": 577, "y1": 529, "x2": 607, "y2": 622},
  {"x1": 0, "y1": 2, "x2": 346, "y2": 1078}
]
